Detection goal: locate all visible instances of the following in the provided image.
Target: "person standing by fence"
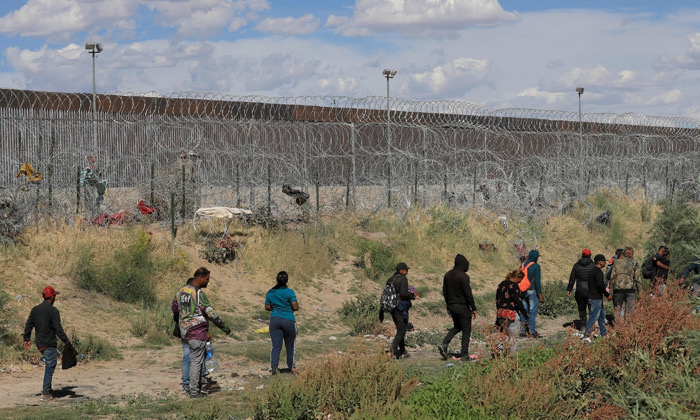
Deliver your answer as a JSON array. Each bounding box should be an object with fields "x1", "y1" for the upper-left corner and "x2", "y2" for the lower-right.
[{"x1": 567, "y1": 249, "x2": 595, "y2": 330}]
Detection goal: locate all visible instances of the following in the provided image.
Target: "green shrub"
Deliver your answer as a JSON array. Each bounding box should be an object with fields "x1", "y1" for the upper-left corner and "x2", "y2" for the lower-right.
[
  {"x1": 70, "y1": 334, "x2": 122, "y2": 362},
  {"x1": 404, "y1": 330, "x2": 442, "y2": 348},
  {"x1": 539, "y1": 281, "x2": 576, "y2": 319},
  {"x1": 357, "y1": 240, "x2": 397, "y2": 281},
  {"x1": 72, "y1": 228, "x2": 157, "y2": 304},
  {"x1": 129, "y1": 311, "x2": 150, "y2": 337},
  {"x1": 644, "y1": 199, "x2": 700, "y2": 278},
  {"x1": 338, "y1": 294, "x2": 380, "y2": 335}
]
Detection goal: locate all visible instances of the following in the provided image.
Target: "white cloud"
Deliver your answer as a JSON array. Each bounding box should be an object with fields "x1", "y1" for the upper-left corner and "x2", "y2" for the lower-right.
[
  {"x1": 329, "y1": 0, "x2": 518, "y2": 36},
  {"x1": 147, "y1": 0, "x2": 269, "y2": 38},
  {"x1": 515, "y1": 88, "x2": 566, "y2": 106},
  {"x1": 256, "y1": 14, "x2": 320, "y2": 35},
  {"x1": 0, "y1": 0, "x2": 138, "y2": 40},
  {"x1": 405, "y1": 57, "x2": 490, "y2": 97}
]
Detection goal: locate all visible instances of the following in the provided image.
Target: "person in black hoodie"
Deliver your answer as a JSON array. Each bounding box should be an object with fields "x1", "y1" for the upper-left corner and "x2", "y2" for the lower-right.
[
  {"x1": 437, "y1": 254, "x2": 477, "y2": 361},
  {"x1": 567, "y1": 249, "x2": 595, "y2": 330},
  {"x1": 388, "y1": 262, "x2": 414, "y2": 359}
]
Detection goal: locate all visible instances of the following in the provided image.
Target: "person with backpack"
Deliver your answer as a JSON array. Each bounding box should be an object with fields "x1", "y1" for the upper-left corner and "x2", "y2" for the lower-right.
[
  {"x1": 495, "y1": 269, "x2": 528, "y2": 356},
  {"x1": 172, "y1": 267, "x2": 231, "y2": 398},
  {"x1": 173, "y1": 276, "x2": 209, "y2": 394},
  {"x1": 610, "y1": 247, "x2": 640, "y2": 321},
  {"x1": 582, "y1": 254, "x2": 612, "y2": 342},
  {"x1": 380, "y1": 262, "x2": 414, "y2": 359},
  {"x1": 519, "y1": 250, "x2": 544, "y2": 338},
  {"x1": 567, "y1": 249, "x2": 595, "y2": 330},
  {"x1": 437, "y1": 254, "x2": 477, "y2": 361},
  {"x1": 605, "y1": 249, "x2": 624, "y2": 289},
  {"x1": 265, "y1": 271, "x2": 299, "y2": 374}
]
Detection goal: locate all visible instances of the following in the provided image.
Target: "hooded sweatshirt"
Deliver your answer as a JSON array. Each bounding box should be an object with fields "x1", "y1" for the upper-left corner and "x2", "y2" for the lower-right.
[
  {"x1": 567, "y1": 256, "x2": 594, "y2": 294},
  {"x1": 523, "y1": 250, "x2": 542, "y2": 295},
  {"x1": 442, "y1": 254, "x2": 476, "y2": 311}
]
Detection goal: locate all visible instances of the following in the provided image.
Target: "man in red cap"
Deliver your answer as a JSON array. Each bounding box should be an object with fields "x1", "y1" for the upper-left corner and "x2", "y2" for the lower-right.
[
  {"x1": 23, "y1": 286, "x2": 72, "y2": 400},
  {"x1": 567, "y1": 249, "x2": 595, "y2": 331}
]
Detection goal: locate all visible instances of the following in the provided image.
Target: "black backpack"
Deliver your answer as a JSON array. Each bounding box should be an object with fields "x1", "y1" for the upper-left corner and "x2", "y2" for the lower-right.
[
  {"x1": 641, "y1": 257, "x2": 655, "y2": 280},
  {"x1": 380, "y1": 275, "x2": 399, "y2": 312}
]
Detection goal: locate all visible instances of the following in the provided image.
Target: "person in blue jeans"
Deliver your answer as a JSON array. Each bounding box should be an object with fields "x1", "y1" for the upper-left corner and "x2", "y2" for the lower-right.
[
  {"x1": 23, "y1": 286, "x2": 72, "y2": 400},
  {"x1": 175, "y1": 277, "x2": 207, "y2": 393},
  {"x1": 181, "y1": 340, "x2": 207, "y2": 392},
  {"x1": 265, "y1": 271, "x2": 299, "y2": 374},
  {"x1": 520, "y1": 250, "x2": 544, "y2": 338},
  {"x1": 584, "y1": 254, "x2": 611, "y2": 340}
]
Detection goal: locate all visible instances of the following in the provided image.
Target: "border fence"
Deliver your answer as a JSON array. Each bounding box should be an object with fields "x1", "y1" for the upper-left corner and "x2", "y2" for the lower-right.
[{"x1": 1, "y1": 88, "x2": 699, "y2": 233}]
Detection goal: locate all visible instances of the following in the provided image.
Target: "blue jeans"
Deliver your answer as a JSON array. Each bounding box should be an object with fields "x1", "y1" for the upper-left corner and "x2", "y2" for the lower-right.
[
  {"x1": 42, "y1": 347, "x2": 58, "y2": 394},
  {"x1": 584, "y1": 299, "x2": 607, "y2": 337},
  {"x1": 520, "y1": 289, "x2": 539, "y2": 335},
  {"x1": 182, "y1": 340, "x2": 207, "y2": 391}
]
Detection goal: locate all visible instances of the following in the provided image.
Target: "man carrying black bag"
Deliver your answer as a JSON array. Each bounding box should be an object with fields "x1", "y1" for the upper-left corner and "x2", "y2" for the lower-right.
[{"x1": 23, "y1": 286, "x2": 72, "y2": 400}]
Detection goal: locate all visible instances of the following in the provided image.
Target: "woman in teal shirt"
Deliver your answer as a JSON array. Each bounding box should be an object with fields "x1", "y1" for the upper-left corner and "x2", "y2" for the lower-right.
[{"x1": 264, "y1": 271, "x2": 299, "y2": 374}]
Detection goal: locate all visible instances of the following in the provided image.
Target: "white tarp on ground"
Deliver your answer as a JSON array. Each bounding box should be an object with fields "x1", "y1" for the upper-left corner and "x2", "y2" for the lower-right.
[{"x1": 195, "y1": 207, "x2": 252, "y2": 219}]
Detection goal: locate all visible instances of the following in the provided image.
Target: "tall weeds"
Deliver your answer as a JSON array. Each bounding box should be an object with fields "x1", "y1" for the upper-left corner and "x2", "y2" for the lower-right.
[{"x1": 249, "y1": 344, "x2": 417, "y2": 419}]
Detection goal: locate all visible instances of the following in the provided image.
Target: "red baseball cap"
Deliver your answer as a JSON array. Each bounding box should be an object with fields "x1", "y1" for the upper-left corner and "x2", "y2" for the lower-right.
[
  {"x1": 42, "y1": 286, "x2": 59, "y2": 299},
  {"x1": 581, "y1": 249, "x2": 592, "y2": 257}
]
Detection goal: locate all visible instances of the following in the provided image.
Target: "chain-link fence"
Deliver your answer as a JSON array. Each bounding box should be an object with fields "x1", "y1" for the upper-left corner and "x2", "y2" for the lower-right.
[{"x1": 1, "y1": 88, "x2": 699, "y2": 236}]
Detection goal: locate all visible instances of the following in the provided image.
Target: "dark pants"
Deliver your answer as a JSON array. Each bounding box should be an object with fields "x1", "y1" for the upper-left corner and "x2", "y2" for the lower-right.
[
  {"x1": 390, "y1": 309, "x2": 407, "y2": 358},
  {"x1": 269, "y1": 317, "x2": 297, "y2": 373},
  {"x1": 442, "y1": 304, "x2": 472, "y2": 359},
  {"x1": 574, "y1": 290, "x2": 589, "y2": 329}
]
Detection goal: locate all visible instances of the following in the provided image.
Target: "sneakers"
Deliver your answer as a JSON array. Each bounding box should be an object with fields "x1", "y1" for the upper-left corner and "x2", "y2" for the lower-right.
[
  {"x1": 581, "y1": 337, "x2": 592, "y2": 343},
  {"x1": 519, "y1": 332, "x2": 527, "y2": 338},
  {"x1": 437, "y1": 344, "x2": 449, "y2": 360},
  {"x1": 530, "y1": 332, "x2": 543, "y2": 339},
  {"x1": 40, "y1": 392, "x2": 56, "y2": 401},
  {"x1": 189, "y1": 392, "x2": 207, "y2": 399}
]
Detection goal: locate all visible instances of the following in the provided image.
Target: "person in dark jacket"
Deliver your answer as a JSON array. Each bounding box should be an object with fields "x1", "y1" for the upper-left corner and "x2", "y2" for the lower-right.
[
  {"x1": 437, "y1": 254, "x2": 477, "y2": 361},
  {"x1": 495, "y1": 269, "x2": 528, "y2": 356},
  {"x1": 389, "y1": 262, "x2": 414, "y2": 359},
  {"x1": 583, "y1": 254, "x2": 611, "y2": 341},
  {"x1": 519, "y1": 249, "x2": 544, "y2": 338},
  {"x1": 23, "y1": 286, "x2": 72, "y2": 400},
  {"x1": 652, "y1": 246, "x2": 670, "y2": 295},
  {"x1": 567, "y1": 249, "x2": 595, "y2": 330}
]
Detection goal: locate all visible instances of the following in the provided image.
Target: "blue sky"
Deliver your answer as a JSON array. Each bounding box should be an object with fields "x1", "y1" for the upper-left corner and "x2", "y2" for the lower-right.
[{"x1": 1, "y1": 0, "x2": 699, "y2": 118}]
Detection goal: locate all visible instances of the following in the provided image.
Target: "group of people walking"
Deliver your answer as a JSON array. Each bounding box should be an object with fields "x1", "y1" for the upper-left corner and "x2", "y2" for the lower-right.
[{"x1": 21, "y1": 242, "x2": 697, "y2": 399}]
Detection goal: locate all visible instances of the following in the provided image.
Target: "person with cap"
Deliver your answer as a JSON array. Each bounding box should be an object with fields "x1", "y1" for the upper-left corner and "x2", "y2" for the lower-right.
[
  {"x1": 386, "y1": 262, "x2": 414, "y2": 359},
  {"x1": 23, "y1": 286, "x2": 72, "y2": 400},
  {"x1": 582, "y1": 254, "x2": 612, "y2": 342},
  {"x1": 172, "y1": 267, "x2": 231, "y2": 398},
  {"x1": 437, "y1": 254, "x2": 477, "y2": 361},
  {"x1": 567, "y1": 249, "x2": 595, "y2": 330}
]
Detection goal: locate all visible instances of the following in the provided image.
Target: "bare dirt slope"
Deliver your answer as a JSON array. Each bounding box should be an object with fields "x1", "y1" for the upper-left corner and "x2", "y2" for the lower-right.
[{"x1": 2, "y1": 236, "x2": 579, "y2": 409}]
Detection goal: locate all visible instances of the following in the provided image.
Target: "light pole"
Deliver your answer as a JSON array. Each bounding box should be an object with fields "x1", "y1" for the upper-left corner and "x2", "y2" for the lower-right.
[
  {"x1": 85, "y1": 42, "x2": 103, "y2": 152},
  {"x1": 383, "y1": 69, "x2": 397, "y2": 207},
  {"x1": 576, "y1": 86, "x2": 584, "y2": 138}
]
